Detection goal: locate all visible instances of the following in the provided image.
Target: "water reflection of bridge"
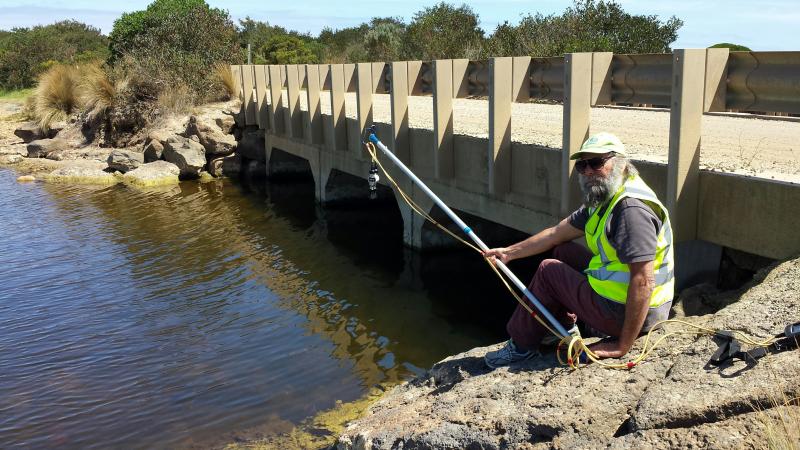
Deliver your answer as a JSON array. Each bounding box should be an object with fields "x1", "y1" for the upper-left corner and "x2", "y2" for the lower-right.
[{"x1": 51, "y1": 179, "x2": 498, "y2": 397}]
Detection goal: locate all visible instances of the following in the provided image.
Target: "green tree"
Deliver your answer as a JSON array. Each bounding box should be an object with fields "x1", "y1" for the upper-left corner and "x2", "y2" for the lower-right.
[
  {"x1": 260, "y1": 35, "x2": 317, "y2": 64},
  {"x1": 710, "y1": 42, "x2": 751, "y2": 51},
  {"x1": 404, "y1": 3, "x2": 485, "y2": 60}
]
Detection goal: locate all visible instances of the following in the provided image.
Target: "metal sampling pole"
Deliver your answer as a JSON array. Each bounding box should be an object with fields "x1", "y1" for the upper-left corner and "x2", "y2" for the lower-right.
[{"x1": 367, "y1": 127, "x2": 569, "y2": 338}]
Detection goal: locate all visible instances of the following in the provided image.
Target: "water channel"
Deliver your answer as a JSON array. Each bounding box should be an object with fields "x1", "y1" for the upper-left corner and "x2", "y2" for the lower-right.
[{"x1": 0, "y1": 167, "x2": 544, "y2": 448}]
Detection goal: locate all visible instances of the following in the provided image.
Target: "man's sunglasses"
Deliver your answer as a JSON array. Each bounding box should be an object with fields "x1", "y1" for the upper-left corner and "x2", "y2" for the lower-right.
[{"x1": 575, "y1": 154, "x2": 615, "y2": 173}]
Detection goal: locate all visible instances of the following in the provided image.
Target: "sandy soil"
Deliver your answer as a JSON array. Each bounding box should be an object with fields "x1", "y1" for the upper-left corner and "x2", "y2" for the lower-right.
[{"x1": 302, "y1": 92, "x2": 800, "y2": 183}]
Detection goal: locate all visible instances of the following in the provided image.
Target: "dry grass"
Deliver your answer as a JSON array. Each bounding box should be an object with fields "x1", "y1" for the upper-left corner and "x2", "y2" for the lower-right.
[
  {"x1": 213, "y1": 62, "x2": 237, "y2": 101},
  {"x1": 34, "y1": 64, "x2": 81, "y2": 132},
  {"x1": 157, "y1": 82, "x2": 195, "y2": 115},
  {"x1": 757, "y1": 394, "x2": 800, "y2": 450}
]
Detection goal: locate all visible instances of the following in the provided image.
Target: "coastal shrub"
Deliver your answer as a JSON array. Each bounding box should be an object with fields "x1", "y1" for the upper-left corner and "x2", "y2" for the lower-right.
[
  {"x1": 259, "y1": 35, "x2": 318, "y2": 64},
  {"x1": 34, "y1": 64, "x2": 81, "y2": 131},
  {"x1": 404, "y1": 3, "x2": 486, "y2": 60},
  {"x1": 109, "y1": 0, "x2": 241, "y2": 101},
  {"x1": 0, "y1": 20, "x2": 108, "y2": 90}
]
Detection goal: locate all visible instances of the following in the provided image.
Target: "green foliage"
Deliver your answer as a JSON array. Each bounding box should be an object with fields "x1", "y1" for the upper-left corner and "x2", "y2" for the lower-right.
[
  {"x1": 109, "y1": 0, "x2": 209, "y2": 60},
  {"x1": 364, "y1": 20, "x2": 406, "y2": 62},
  {"x1": 111, "y1": 0, "x2": 240, "y2": 102},
  {"x1": 260, "y1": 35, "x2": 318, "y2": 64},
  {"x1": 317, "y1": 24, "x2": 371, "y2": 63},
  {"x1": 405, "y1": 3, "x2": 485, "y2": 60},
  {"x1": 488, "y1": 0, "x2": 683, "y2": 57},
  {"x1": 710, "y1": 42, "x2": 752, "y2": 51},
  {"x1": 0, "y1": 20, "x2": 109, "y2": 90}
]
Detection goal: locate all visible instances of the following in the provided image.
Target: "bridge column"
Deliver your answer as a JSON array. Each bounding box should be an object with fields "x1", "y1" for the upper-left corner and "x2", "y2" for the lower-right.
[{"x1": 390, "y1": 176, "x2": 435, "y2": 250}]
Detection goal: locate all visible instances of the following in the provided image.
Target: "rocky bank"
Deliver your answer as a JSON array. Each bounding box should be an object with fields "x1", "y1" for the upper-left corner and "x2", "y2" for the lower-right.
[
  {"x1": 0, "y1": 99, "x2": 268, "y2": 185},
  {"x1": 337, "y1": 257, "x2": 800, "y2": 449}
]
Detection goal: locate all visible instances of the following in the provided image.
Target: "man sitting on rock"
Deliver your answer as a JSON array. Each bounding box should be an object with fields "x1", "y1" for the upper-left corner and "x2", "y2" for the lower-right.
[{"x1": 483, "y1": 132, "x2": 674, "y2": 368}]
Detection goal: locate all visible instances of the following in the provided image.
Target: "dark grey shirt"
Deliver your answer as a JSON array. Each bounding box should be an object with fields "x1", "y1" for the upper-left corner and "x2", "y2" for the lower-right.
[{"x1": 568, "y1": 198, "x2": 663, "y2": 264}]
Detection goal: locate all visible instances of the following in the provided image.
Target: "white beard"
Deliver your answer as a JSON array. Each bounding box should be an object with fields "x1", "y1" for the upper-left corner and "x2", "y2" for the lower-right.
[{"x1": 579, "y1": 160, "x2": 626, "y2": 209}]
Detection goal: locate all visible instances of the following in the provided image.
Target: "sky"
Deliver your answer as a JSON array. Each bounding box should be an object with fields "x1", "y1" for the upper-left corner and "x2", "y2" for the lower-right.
[{"x1": 0, "y1": 0, "x2": 797, "y2": 51}]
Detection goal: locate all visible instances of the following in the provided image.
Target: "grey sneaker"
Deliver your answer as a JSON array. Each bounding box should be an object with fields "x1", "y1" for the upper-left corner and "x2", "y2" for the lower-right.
[
  {"x1": 484, "y1": 340, "x2": 539, "y2": 368},
  {"x1": 540, "y1": 324, "x2": 581, "y2": 346}
]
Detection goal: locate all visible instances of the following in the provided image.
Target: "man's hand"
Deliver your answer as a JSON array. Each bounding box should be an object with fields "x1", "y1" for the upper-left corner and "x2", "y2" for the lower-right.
[
  {"x1": 588, "y1": 340, "x2": 631, "y2": 359},
  {"x1": 590, "y1": 260, "x2": 654, "y2": 360},
  {"x1": 482, "y1": 247, "x2": 512, "y2": 265}
]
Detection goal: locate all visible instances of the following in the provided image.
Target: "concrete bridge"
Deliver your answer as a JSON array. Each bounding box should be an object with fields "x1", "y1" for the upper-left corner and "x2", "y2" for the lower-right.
[{"x1": 230, "y1": 49, "x2": 800, "y2": 284}]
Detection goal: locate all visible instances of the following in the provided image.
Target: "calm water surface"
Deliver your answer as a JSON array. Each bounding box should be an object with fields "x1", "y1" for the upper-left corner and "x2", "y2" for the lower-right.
[{"x1": 0, "y1": 168, "x2": 518, "y2": 449}]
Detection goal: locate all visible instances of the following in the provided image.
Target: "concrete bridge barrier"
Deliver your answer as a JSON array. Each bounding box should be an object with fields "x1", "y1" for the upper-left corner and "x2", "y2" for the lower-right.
[{"x1": 230, "y1": 50, "x2": 800, "y2": 277}]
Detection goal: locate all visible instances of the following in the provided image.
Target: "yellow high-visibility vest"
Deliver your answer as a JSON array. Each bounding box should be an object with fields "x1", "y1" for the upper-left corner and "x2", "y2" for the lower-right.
[{"x1": 584, "y1": 175, "x2": 674, "y2": 307}]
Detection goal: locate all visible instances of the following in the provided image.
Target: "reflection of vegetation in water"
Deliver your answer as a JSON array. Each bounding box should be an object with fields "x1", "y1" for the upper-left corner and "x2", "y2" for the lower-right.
[{"x1": 224, "y1": 384, "x2": 391, "y2": 450}]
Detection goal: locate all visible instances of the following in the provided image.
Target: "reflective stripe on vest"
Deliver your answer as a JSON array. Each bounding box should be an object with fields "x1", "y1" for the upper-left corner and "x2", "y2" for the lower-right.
[{"x1": 584, "y1": 175, "x2": 675, "y2": 307}]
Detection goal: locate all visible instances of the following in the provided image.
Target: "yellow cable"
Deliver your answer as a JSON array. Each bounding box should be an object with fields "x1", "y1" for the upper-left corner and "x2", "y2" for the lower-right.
[{"x1": 364, "y1": 142, "x2": 776, "y2": 370}]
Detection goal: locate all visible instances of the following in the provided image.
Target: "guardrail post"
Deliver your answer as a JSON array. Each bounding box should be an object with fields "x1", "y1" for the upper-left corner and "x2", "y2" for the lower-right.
[
  {"x1": 489, "y1": 57, "x2": 513, "y2": 196},
  {"x1": 390, "y1": 61, "x2": 410, "y2": 165},
  {"x1": 433, "y1": 59, "x2": 454, "y2": 179},
  {"x1": 512, "y1": 56, "x2": 531, "y2": 102},
  {"x1": 254, "y1": 65, "x2": 268, "y2": 130},
  {"x1": 407, "y1": 61, "x2": 423, "y2": 94},
  {"x1": 452, "y1": 59, "x2": 469, "y2": 98},
  {"x1": 591, "y1": 52, "x2": 613, "y2": 106},
  {"x1": 305, "y1": 64, "x2": 323, "y2": 145},
  {"x1": 562, "y1": 53, "x2": 593, "y2": 216},
  {"x1": 242, "y1": 65, "x2": 257, "y2": 125},
  {"x1": 329, "y1": 64, "x2": 347, "y2": 151},
  {"x1": 355, "y1": 63, "x2": 373, "y2": 153},
  {"x1": 667, "y1": 49, "x2": 707, "y2": 242},
  {"x1": 267, "y1": 65, "x2": 284, "y2": 136},
  {"x1": 704, "y1": 48, "x2": 729, "y2": 112},
  {"x1": 285, "y1": 65, "x2": 302, "y2": 138}
]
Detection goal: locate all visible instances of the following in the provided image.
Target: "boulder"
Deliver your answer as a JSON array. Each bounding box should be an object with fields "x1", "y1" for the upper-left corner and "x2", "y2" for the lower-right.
[
  {"x1": 122, "y1": 161, "x2": 181, "y2": 187},
  {"x1": 107, "y1": 149, "x2": 144, "y2": 173},
  {"x1": 143, "y1": 131, "x2": 170, "y2": 163},
  {"x1": 27, "y1": 138, "x2": 68, "y2": 158},
  {"x1": 143, "y1": 139, "x2": 164, "y2": 163},
  {"x1": 163, "y1": 135, "x2": 206, "y2": 177},
  {"x1": 14, "y1": 122, "x2": 44, "y2": 143},
  {"x1": 185, "y1": 115, "x2": 236, "y2": 156},
  {"x1": 237, "y1": 128, "x2": 266, "y2": 162},
  {"x1": 42, "y1": 165, "x2": 118, "y2": 185},
  {"x1": 337, "y1": 257, "x2": 800, "y2": 449},
  {"x1": 215, "y1": 114, "x2": 236, "y2": 134}
]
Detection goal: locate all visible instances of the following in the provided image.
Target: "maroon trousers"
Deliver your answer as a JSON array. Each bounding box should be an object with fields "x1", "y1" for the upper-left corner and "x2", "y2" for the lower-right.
[{"x1": 506, "y1": 242, "x2": 671, "y2": 351}]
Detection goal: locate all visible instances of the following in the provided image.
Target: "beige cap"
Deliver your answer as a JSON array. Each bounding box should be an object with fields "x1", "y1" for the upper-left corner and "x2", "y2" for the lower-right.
[{"x1": 570, "y1": 132, "x2": 627, "y2": 160}]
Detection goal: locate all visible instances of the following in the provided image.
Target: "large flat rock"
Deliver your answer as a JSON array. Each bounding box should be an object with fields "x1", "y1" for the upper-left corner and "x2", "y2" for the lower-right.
[{"x1": 337, "y1": 257, "x2": 800, "y2": 449}]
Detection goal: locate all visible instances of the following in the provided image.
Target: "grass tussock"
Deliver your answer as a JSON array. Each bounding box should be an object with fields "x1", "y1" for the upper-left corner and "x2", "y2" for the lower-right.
[
  {"x1": 80, "y1": 64, "x2": 117, "y2": 121},
  {"x1": 34, "y1": 64, "x2": 80, "y2": 132},
  {"x1": 213, "y1": 63, "x2": 237, "y2": 101},
  {"x1": 756, "y1": 393, "x2": 800, "y2": 450}
]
